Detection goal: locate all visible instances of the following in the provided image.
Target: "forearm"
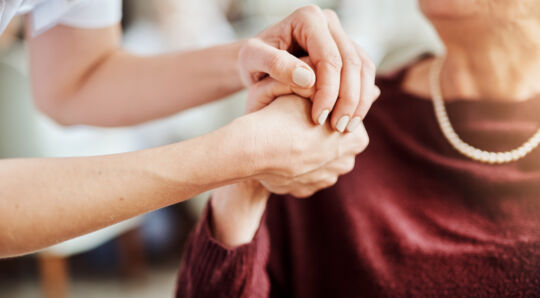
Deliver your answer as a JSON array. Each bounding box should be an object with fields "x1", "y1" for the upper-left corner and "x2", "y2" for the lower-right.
[
  {"x1": 28, "y1": 24, "x2": 244, "y2": 126},
  {"x1": 211, "y1": 181, "x2": 270, "y2": 247},
  {"x1": 0, "y1": 121, "x2": 253, "y2": 257},
  {"x1": 57, "y1": 42, "x2": 245, "y2": 126}
]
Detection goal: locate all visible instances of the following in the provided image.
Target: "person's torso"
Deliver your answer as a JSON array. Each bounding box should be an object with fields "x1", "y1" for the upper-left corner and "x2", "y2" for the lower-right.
[{"x1": 266, "y1": 66, "x2": 540, "y2": 297}]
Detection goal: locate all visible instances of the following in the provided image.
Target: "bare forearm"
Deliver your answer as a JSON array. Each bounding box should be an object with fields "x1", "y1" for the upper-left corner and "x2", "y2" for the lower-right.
[
  {"x1": 57, "y1": 43, "x2": 244, "y2": 126},
  {"x1": 28, "y1": 24, "x2": 244, "y2": 126},
  {"x1": 211, "y1": 181, "x2": 270, "y2": 247},
  {"x1": 0, "y1": 121, "x2": 253, "y2": 257}
]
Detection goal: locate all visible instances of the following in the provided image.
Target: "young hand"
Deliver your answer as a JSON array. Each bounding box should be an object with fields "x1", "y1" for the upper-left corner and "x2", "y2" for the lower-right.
[{"x1": 237, "y1": 6, "x2": 377, "y2": 132}]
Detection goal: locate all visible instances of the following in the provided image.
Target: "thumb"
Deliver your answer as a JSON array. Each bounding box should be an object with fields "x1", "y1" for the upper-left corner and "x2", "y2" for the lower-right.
[
  {"x1": 239, "y1": 38, "x2": 316, "y2": 88},
  {"x1": 246, "y1": 77, "x2": 315, "y2": 113}
]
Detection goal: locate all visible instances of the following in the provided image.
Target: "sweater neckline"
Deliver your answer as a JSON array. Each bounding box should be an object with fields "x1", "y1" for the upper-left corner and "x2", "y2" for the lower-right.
[{"x1": 377, "y1": 59, "x2": 540, "y2": 122}]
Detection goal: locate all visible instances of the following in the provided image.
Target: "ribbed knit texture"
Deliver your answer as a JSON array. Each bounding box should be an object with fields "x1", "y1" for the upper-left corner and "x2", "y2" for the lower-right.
[{"x1": 176, "y1": 64, "x2": 540, "y2": 298}]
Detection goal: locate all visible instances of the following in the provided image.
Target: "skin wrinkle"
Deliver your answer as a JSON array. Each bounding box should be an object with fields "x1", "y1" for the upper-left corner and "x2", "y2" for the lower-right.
[{"x1": 411, "y1": 1, "x2": 540, "y2": 103}]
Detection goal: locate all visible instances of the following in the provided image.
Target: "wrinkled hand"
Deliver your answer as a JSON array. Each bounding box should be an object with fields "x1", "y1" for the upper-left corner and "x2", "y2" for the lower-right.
[
  {"x1": 237, "y1": 5, "x2": 377, "y2": 132},
  {"x1": 210, "y1": 94, "x2": 375, "y2": 247},
  {"x1": 241, "y1": 94, "x2": 371, "y2": 198}
]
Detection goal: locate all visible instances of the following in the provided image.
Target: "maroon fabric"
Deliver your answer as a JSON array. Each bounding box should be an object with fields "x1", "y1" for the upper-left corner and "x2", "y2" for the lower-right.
[{"x1": 176, "y1": 65, "x2": 540, "y2": 298}]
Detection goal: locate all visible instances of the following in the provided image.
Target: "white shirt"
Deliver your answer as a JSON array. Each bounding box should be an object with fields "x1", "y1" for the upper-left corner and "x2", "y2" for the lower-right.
[{"x1": 0, "y1": 0, "x2": 122, "y2": 36}]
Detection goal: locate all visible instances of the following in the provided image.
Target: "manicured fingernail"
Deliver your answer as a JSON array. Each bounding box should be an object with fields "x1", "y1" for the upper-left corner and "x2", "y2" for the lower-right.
[
  {"x1": 336, "y1": 115, "x2": 350, "y2": 133},
  {"x1": 292, "y1": 67, "x2": 315, "y2": 88},
  {"x1": 347, "y1": 117, "x2": 361, "y2": 132},
  {"x1": 318, "y1": 109, "x2": 330, "y2": 125}
]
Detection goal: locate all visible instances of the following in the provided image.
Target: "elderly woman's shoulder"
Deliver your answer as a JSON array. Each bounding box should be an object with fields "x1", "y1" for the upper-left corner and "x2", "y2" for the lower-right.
[
  {"x1": 368, "y1": 58, "x2": 435, "y2": 126},
  {"x1": 376, "y1": 58, "x2": 433, "y2": 101}
]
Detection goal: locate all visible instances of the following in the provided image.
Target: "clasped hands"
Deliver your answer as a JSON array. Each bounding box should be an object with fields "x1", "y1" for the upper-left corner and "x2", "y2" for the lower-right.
[
  {"x1": 211, "y1": 6, "x2": 380, "y2": 246},
  {"x1": 237, "y1": 6, "x2": 380, "y2": 198}
]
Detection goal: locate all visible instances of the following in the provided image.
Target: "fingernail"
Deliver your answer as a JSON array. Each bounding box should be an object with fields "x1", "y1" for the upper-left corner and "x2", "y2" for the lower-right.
[
  {"x1": 347, "y1": 117, "x2": 361, "y2": 132},
  {"x1": 336, "y1": 115, "x2": 350, "y2": 133},
  {"x1": 374, "y1": 86, "x2": 381, "y2": 97},
  {"x1": 292, "y1": 67, "x2": 315, "y2": 88},
  {"x1": 318, "y1": 109, "x2": 330, "y2": 125}
]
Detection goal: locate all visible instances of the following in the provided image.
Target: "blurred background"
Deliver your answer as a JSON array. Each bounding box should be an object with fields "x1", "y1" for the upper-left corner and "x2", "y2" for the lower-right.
[{"x1": 0, "y1": 0, "x2": 441, "y2": 297}]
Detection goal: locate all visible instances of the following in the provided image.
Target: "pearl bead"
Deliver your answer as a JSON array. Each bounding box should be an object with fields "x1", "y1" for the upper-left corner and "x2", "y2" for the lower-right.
[{"x1": 430, "y1": 57, "x2": 540, "y2": 164}]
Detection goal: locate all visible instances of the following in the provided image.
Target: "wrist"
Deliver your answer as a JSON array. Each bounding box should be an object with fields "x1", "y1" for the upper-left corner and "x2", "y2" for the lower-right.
[
  {"x1": 211, "y1": 180, "x2": 270, "y2": 247},
  {"x1": 226, "y1": 113, "x2": 270, "y2": 178}
]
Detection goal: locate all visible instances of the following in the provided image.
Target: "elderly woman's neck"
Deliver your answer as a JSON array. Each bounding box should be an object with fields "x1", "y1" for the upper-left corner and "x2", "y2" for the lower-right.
[{"x1": 431, "y1": 18, "x2": 540, "y2": 102}]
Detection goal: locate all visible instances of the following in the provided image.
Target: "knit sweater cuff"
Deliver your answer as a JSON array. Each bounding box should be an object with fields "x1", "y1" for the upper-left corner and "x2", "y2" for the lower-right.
[
  {"x1": 194, "y1": 202, "x2": 268, "y2": 269},
  {"x1": 176, "y1": 201, "x2": 270, "y2": 297}
]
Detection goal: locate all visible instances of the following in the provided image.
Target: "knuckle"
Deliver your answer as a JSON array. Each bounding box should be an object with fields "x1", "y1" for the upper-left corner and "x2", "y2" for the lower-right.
[
  {"x1": 319, "y1": 57, "x2": 343, "y2": 73},
  {"x1": 337, "y1": 94, "x2": 358, "y2": 107},
  {"x1": 314, "y1": 176, "x2": 336, "y2": 190},
  {"x1": 294, "y1": 189, "x2": 314, "y2": 199},
  {"x1": 273, "y1": 188, "x2": 289, "y2": 195},
  {"x1": 245, "y1": 37, "x2": 260, "y2": 48},
  {"x1": 322, "y1": 9, "x2": 339, "y2": 21},
  {"x1": 326, "y1": 175, "x2": 339, "y2": 187},
  {"x1": 240, "y1": 38, "x2": 259, "y2": 57},
  {"x1": 349, "y1": 134, "x2": 369, "y2": 154},
  {"x1": 343, "y1": 158, "x2": 356, "y2": 173},
  {"x1": 359, "y1": 135, "x2": 370, "y2": 152},
  {"x1": 343, "y1": 56, "x2": 363, "y2": 70},
  {"x1": 363, "y1": 58, "x2": 376, "y2": 74},
  {"x1": 298, "y1": 4, "x2": 322, "y2": 17}
]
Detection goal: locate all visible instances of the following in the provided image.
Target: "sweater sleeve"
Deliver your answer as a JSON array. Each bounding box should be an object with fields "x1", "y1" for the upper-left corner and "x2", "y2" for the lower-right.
[{"x1": 176, "y1": 202, "x2": 271, "y2": 298}]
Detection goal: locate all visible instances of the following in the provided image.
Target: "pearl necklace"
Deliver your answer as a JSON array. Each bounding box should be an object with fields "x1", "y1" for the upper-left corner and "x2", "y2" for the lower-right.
[{"x1": 429, "y1": 57, "x2": 540, "y2": 164}]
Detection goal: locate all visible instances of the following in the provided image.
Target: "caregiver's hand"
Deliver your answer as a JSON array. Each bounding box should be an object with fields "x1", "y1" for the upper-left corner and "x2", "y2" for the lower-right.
[
  {"x1": 237, "y1": 6, "x2": 377, "y2": 132},
  {"x1": 246, "y1": 57, "x2": 381, "y2": 133},
  {"x1": 239, "y1": 95, "x2": 369, "y2": 194},
  {"x1": 212, "y1": 95, "x2": 370, "y2": 247}
]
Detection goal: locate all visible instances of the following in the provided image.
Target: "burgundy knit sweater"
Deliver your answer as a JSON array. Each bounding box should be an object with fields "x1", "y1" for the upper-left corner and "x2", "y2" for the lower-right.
[{"x1": 176, "y1": 66, "x2": 540, "y2": 298}]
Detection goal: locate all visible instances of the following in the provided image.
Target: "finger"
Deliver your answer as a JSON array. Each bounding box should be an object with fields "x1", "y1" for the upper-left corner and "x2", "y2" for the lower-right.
[
  {"x1": 348, "y1": 85, "x2": 380, "y2": 132},
  {"x1": 355, "y1": 44, "x2": 377, "y2": 118},
  {"x1": 239, "y1": 38, "x2": 316, "y2": 88},
  {"x1": 247, "y1": 77, "x2": 316, "y2": 113},
  {"x1": 291, "y1": 189, "x2": 316, "y2": 199},
  {"x1": 295, "y1": 155, "x2": 352, "y2": 186},
  {"x1": 323, "y1": 9, "x2": 362, "y2": 133},
  {"x1": 345, "y1": 121, "x2": 370, "y2": 154},
  {"x1": 313, "y1": 175, "x2": 339, "y2": 190},
  {"x1": 247, "y1": 79, "x2": 291, "y2": 113},
  {"x1": 336, "y1": 156, "x2": 356, "y2": 175},
  {"x1": 288, "y1": 5, "x2": 343, "y2": 125}
]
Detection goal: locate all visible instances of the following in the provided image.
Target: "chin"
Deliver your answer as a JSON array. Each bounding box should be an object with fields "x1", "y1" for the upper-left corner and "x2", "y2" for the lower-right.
[
  {"x1": 418, "y1": 0, "x2": 539, "y2": 19},
  {"x1": 418, "y1": 0, "x2": 481, "y2": 19}
]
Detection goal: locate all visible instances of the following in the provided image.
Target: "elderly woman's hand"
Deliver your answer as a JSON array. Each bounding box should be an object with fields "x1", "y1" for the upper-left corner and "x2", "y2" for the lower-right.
[
  {"x1": 250, "y1": 96, "x2": 371, "y2": 198},
  {"x1": 211, "y1": 95, "x2": 372, "y2": 247},
  {"x1": 240, "y1": 95, "x2": 369, "y2": 194},
  {"x1": 237, "y1": 5, "x2": 377, "y2": 132}
]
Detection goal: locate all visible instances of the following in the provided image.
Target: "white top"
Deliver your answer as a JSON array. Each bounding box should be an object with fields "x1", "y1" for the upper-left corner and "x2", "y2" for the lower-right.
[{"x1": 0, "y1": 0, "x2": 122, "y2": 36}]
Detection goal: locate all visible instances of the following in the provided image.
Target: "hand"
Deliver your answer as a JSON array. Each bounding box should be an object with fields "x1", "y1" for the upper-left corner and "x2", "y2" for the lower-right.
[
  {"x1": 246, "y1": 57, "x2": 380, "y2": 133},
  {"x1": 211, "y1": 95, "x2": 372, "y2": 247},
  {"x1": 237, "y1": 5, "x2": 377, "y2": 132},
  {"x1": 238, "y1": 94, "x2": 370, "y2": 198},
  {"x1": 210, "y1": 156, "x2": 358, "y2": 247}
]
